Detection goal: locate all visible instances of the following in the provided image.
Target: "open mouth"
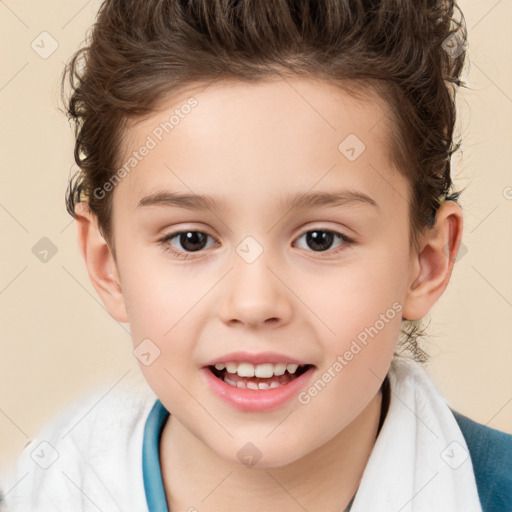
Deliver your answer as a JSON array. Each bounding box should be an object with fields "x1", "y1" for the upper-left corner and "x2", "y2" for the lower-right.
[{"x1": 208, "y1": 364, "x2": 313, "y2": 390}]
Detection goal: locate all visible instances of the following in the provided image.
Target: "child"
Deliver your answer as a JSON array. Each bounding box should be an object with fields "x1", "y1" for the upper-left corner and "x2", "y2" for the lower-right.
[{"x1": 2, "y1": 0, "x2": 511, "y2": 510}]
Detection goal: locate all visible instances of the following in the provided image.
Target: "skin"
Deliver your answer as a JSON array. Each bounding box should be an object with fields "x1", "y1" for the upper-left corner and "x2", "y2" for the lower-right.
[{"x1": 75, "y1": 77, "x2": 463, "y2": 511}]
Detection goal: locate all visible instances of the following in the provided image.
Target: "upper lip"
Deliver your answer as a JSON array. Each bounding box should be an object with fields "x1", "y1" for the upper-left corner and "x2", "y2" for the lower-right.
[{"x1": 203, "y1": 351, "x2": 313, "y2": 367}]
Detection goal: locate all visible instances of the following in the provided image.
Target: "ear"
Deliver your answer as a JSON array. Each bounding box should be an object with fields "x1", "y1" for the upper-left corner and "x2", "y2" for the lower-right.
[
  {"x1": 402, "y1": 200, "x2": 463, "y2": 320},
  {"x1": 74, "y1": 202, "x2": 129, "y2": 323}
]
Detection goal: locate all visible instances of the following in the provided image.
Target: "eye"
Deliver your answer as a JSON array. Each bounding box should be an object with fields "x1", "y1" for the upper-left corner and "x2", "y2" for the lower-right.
[
  {"x1": 158, "y1": 227, "x2": 354, "y2": 260},
  {"x1": 293, "y1": 228, "x2": 354, "y2": 255},
  {"x1": 158, "y1": 230, "x2": 218, "y2": 259}
]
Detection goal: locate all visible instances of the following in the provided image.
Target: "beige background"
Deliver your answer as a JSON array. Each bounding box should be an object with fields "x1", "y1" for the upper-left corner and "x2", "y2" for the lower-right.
[{"x1": 1, "y1": 0, "x2": 511, "y2": 478}]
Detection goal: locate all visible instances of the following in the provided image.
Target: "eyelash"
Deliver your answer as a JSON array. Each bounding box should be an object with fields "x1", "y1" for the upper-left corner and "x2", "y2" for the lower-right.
[{"x1": 157, "y1": 228, "x2": 355, "y2": 260}]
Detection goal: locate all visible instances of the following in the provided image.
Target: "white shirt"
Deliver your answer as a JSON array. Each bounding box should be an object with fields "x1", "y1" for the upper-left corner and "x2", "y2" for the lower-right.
[{"x1": 1, "y1": 370, "x2": 157, "y2": 511}]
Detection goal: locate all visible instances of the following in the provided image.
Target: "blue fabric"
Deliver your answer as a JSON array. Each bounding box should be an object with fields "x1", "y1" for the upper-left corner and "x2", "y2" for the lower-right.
[
  {"x1": 142, "y1": 399, "x2": 512, "y2": 512},
  {"x1": 142, "y1": 399, "x2": 170, "y2": 512},
  {"x1": 451, "y1": 409, "x2": 512, "y2": 512}
]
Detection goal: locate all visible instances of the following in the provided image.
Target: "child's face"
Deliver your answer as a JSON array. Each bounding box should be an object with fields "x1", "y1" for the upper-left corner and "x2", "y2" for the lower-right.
[{"x1": 108, "y1": 77, "x2": 417, "y2": 466}]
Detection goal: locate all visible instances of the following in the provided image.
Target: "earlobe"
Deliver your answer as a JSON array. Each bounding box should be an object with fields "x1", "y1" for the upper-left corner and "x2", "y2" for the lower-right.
[
  {"x1": 402, "y1": 201, "x2": 463, "y2": 320},
  {"x1": 74, "y1": 202, "x2": 128, "y2": 323}
]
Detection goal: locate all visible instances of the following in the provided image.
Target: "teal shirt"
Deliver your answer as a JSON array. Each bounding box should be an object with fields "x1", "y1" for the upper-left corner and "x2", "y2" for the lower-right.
[
  {"x1": 142, "y1": 399, "x2": 169, "y2": 512},
  {"x1": 142, "y1": 399, "x2": 512, "y2": 511},
  {"x1": 451, "y1": 409, "x2": 512, "y2": 511}
]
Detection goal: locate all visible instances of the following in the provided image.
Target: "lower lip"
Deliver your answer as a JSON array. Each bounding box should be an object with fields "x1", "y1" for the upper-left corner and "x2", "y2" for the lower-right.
[{"x1": 201, "y1": 366, "x2": 316, "y2": 412}]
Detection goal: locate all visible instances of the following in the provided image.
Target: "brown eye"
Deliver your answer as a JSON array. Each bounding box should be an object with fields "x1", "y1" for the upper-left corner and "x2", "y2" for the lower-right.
[
  {"x1": 174, "y1": 231, "x2": 208, "y2": 252},
  {"x1": 294, "y1": 229, "x2": 353, "y2": 254},
  {"x1": 159, "y1": 230, "x2": 217, "y2": 259}
]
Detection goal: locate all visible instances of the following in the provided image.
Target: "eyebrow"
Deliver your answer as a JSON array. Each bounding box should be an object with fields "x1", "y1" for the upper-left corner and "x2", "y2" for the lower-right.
[
  {"x1": 137, "y1": 191, "x2": 229, "y2": 211},
  {"x1": 136, "y1": 189, "x2": 379, "y2": 212},
  {"x1": 281, "y1": 189, "x2": 379, "y2": 212}
]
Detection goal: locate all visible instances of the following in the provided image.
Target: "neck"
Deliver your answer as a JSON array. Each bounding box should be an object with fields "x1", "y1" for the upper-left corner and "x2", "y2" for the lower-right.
[{"x1": 159, "y1": 388, "x2": 384, "y2": 512}]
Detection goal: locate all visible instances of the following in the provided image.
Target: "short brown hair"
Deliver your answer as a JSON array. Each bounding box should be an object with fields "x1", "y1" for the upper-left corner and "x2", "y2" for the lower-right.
[{"x1": 62, "y1": 0, "x2": 468, "y2": 363}]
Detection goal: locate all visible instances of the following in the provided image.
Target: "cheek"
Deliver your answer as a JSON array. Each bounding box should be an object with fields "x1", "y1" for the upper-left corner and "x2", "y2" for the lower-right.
[
  {"x1": 299, "y1": 252, "x2": 406, "y2": 387},
  {"x1": 306, "y1": 259, "x2": 404, "y2": 336},
  {"x1": 118, "y1": 258, "x2": 205, "y2": 374},
  {"x1": 123, "y1": 269, "x2": 199, "y2": 409},
  {"x1": 120, "y1": 257, "x2": 201, "y2": 335}
]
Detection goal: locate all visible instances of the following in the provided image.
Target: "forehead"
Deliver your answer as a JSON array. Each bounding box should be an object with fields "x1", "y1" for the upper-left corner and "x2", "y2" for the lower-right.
[{"x1": 113, "y1": 77, "x2": 407, "y2": 218}]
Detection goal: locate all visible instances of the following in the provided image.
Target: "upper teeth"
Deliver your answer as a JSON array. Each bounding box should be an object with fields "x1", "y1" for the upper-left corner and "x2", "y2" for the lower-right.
[{"x1": 213, "y1": 362, "x2": 302, "y2": 378}]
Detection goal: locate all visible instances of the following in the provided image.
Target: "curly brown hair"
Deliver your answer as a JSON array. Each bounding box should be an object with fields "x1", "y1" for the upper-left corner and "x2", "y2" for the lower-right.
[{"x1": 62, "y1": 0, "x2": 468, "y2": 364}]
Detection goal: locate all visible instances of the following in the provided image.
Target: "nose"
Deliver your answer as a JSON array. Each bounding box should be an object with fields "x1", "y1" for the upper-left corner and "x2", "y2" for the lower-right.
[{"x1": 217, "y1": 248, "x2": 293, "y2": 329}]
